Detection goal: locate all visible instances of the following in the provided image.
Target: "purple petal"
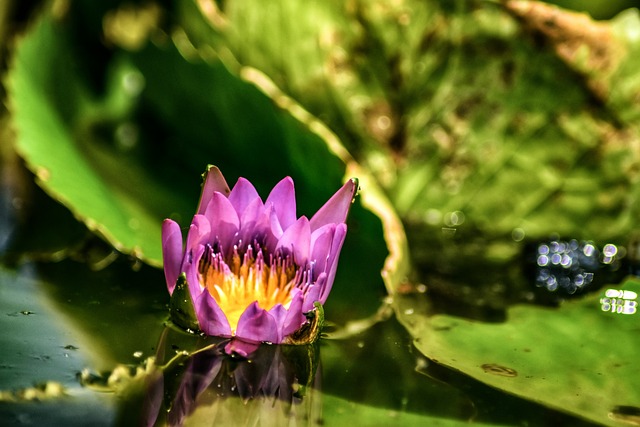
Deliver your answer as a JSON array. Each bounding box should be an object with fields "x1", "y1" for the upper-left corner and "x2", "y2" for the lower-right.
[
  {"x1": 302, "y1": 281, "x2": 323, "y2": 312},
  {"x1": 167, "y1": 355, "x2": 222, "y2": 427},
  {"x1": 185, "y1": 244, "x2": 205, "y2": 301},
  {"x1": 237, "y1": 197, "x2": 265, "y2": 247},
  {"x1": 162, "y1": 219, "x2": 183, "y2": 295},
  {"x1": 224, "y1": 338, "x2": 261, "y2": 358},
  {"x1": 196, "y1": 166, "x2": 231, "y2": 215},
  {"x1": 195, "y1": 291, "x2": 232, "y2": 337},
  {"x1": 269, "y1": 206, "x2": 284, "y2": 240},
  {"x1": 281, "y1": 290, "x2": 306, "y2": 338},
  {"x1": 229, "y1": 178, "x2": 261, "y2": 216},
  {"x1": 309, "y1": 178, "x2": 357, "y2": 231},
  {"x1": 141, "y1": 368, "x2": 164, "y2": 427},
  {"x1": 204, "y1": 192, "x2": 240, "y2": 254},
  {"x1": 235, "y1": 302, "x2": 278, "y2": 344},
  {"x1": 265, "y1": 177, "x2": 297, "y2": 230},
  {"x1": 268, "y1": 304, "x2": 288, "y2": 343},
  {"x1": 275, "y1": 216, "x2": 311, "y2": 265},
  {"x1": 184, "y1": 215, "x2": 211, "y2": 255},
  {"x1": 180, "y1": 216, "x2": 211, "y2": 297},
  {"x1": 309, "y1": 223, "x2": 336, "y2": 277},
  {"x1": 253, "y1": 204, "x2": 278, "y2": 252},
  {"x1": 319, "y1": 223, "x2": 347, "y2": 303}
]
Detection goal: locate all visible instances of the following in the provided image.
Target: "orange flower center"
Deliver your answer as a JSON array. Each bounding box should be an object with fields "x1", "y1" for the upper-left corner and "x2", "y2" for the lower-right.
[{"x1": 199, "y1": 244, "x2": 296, "y2": 334}]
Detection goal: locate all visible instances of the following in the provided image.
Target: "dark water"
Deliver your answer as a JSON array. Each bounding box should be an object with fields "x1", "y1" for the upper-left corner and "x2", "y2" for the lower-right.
[{"x1": 0, "y1": 254, "x2": 600, "y2": 426}]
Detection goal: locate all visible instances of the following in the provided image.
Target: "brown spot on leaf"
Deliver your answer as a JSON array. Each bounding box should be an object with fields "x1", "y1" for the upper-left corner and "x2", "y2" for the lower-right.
[{"x1": 481, "y1": 363, "x2": 518, "y2": 377}]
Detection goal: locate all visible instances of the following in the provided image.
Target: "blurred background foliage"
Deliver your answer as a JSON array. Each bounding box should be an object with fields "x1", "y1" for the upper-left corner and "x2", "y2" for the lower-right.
[
  {"x1": 4, "y1": 0, "x2": 640, "y2": 310},
  {"x1": 1, "y1": 0, "x2": 640, "y2": 425}
]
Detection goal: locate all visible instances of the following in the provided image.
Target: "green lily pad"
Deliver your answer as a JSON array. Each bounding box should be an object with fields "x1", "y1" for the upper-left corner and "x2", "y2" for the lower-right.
[
  {"x1": 394, "y1": 277, "x2": 640, "y2": 426},
  {"x1": 8, "y1": 12, "x2": 175, "y2": 266}
]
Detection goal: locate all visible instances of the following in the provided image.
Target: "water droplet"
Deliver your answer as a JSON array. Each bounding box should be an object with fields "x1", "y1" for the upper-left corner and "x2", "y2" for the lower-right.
[
  {"x1": 115, "y1": 122, "x2": 139, "y2": 151},
  {"x1": 414, "y1": 357, "x2": 429, "y2": 375},
  {"x1": 603, "y1": 244, "x2": 618, "y2": 257},
  {"x1": 537, "y1": 255, "x2": 549, "y2": 266},
  {"x1": 122, "y1": 70, "x2": 145, "y2": 97},
  {"x1": 560, "y1": 254, "x2": 572, "y2": 267},
  {"x1": 512, "y1": 228, "x2": 525, "y2": 242},
  {"x1": 128, "y1": 217, "x2": 140, "y2": 230},
  {"x1": 424, "y1": 209, "x2": 441, "y2": 225},
  {"x1": 444, "y1": 211, "x2": 465, "y2": 227},
  {"x1": 569, "y1": 239, "x2": 579, "y2": 251},
  {"x1": 583, "y1": 243, "x2": 596, "y2": 257}
]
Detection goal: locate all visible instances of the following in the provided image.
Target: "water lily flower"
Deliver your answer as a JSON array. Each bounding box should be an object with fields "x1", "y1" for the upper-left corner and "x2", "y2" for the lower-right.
[{"x1": 162, "y1": 166, "x2": 357, "y2": 346}]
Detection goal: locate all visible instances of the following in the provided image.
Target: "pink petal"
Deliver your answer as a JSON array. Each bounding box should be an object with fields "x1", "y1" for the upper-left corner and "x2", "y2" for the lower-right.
[
  {"x1": 141, "y1": 370, "x2": 164, "y2": 427},
  {"x1": 254, "y1": 205, "x2": 278, "y2": 252},
  {"x1": 162, "y1": 219, "x2": 183, "y2": 295},
  {"x1": 235, "y1": 302, "x2": 278, "y2": 344},
  {"x1": 309, "y1": 223, "x2": 336, "y2": 277},
  {"x1": 275, "y1": 216, "x2": 311, "y2": 265},
  {"x1": 268, "y1": 304, "x2": 289, "y2": 343},
  {"x1": 195, "y1": 291, "x2": 232, "y2": 337},
  {"x1": 269, "y1": 206, "x2": 284, "y2": 240},
  {"x1": 237, "y1": 197, "x2": 265, "y2": 247},
  {"x1": 282, "y1": 290, "x2": 306, "y2": 338},
  {"x1": 302, "y1": 281, "x2": 323, "y2": 312},
  {"x1": 224, "y1": 338, "x2": 261, "y2": 358},
  {"x1": 265, "y1": 177, "x2": 297, "y2": 230},
  {"x1": 310, "y1": 178, "x2": 357, "y2": 231},
  {"x1": 204, "y1": 192, "x2": 240, "y2": 255},
  {"x1": 196, "y1": 166, "x2": 231, "y2": 215},
  {"x1": 319, "y1": 224, "x2": 347, "y2": 302},
  {"x1": 181, "y1": 216, "x2": 211, "y2": 296},
  {"x1": 228, "y1": 178, "x2": 261, "y2": 216},
  {"x1": 184, "y1": 215, "x2": 211, "y2": 254},
  {"x1": 185, "y1": 244, "x2": 205, "y2": 301}
]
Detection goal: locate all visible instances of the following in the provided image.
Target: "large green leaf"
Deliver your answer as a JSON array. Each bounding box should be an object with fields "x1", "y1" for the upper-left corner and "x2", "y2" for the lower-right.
[
  {"x1": 8, "y1": 13, "x2": 176, "y2": 266},
  {"x1": 394, "y1": 277, "x2": 640, "y2": 426}
]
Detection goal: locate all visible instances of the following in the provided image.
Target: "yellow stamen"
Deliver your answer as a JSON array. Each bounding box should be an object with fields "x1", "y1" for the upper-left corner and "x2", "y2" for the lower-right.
[{"x1": 199, "y1": 245, "x2": 296, "y2": 334}]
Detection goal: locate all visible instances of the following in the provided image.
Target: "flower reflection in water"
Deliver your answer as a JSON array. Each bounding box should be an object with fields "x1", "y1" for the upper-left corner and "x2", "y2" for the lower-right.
[{"x1": 142, "y1": 329, "x2": 320, "y2": 427}]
